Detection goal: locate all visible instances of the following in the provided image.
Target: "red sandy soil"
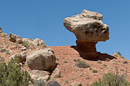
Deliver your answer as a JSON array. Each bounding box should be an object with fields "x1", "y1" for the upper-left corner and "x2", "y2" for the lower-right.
[{"x1": 49, "y1": 46, "x2": 130, "y2": 86}]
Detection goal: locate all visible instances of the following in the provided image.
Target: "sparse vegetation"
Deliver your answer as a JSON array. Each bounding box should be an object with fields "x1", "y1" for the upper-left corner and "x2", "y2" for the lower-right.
[
  {"x1": 91, "y1": 68, "x2": 130, "y2": 86},
  {"x1": 0, "y1": 56, "x2": 5, "y2": 63},
  {"x1": 75, "y1": 60, "x2": 90, "y2": 68},
  {"x1": 103, "y1": 64, "x2": 107, "y2": 67},
  {"x1": 0, "y1": 56, "x2": 31, "y2": 86},
  {"x1": 22, "y1": 41, "x2": 29, "y2": 48},
  {"x1": 117, "y1": 52, "x2": 122, "y2": 56},
  {"x1": 1, "y1": 48, "x2": 6, "y2": 52},
  {"x1": 65, "y1": 80, "x2": 69, "y2": 84},
  {"x1": 64, "y1": 61, "x2": 68, "y2": 63},
  {"x1": 97, "y1": 60, "x2": 102, "y2": 64},
  {"x1": 34, "y1": 79, "x2": 45, "y2": 86},
  {"x1": 86, "y1": 76, "x2": 90, "y2": 80},
  {"x1": 6, "y1": 50, "x2": 10, "y2": 55},
  {"x1": 92, "y1": 69, "x2": 98, "y2": 73},
  {"x1": 117, "y1": 52, "x2": 125, "y2": 59}
]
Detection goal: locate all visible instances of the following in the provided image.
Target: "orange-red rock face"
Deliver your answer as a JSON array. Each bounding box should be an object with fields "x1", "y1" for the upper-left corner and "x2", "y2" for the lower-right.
[{"x1": 76, "y1": 40, "x2": 99, "y2": 59}]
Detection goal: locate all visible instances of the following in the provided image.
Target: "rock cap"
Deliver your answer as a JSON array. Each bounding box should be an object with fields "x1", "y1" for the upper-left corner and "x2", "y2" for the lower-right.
[{"x1": 64, "y1": 9, "x2": 109, "y2": 42}]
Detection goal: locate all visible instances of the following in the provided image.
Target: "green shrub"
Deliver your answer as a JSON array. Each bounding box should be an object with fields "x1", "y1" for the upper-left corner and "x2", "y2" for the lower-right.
[
  {"x1": 117, "y1": 52, "x2": 122, "y2": 56},
  {"x1": 103, "y1": 64, "x2": 107, "y2": 67},
  {"x1": 22, "y1": 41, "x2": 29, "y2": 48},
  {"x1": 1, "y1": 48, "x2": 6, "y2": 52},
  {"x1": 0, "y1": 56, "x2": 5, "y2": 63},
  {"x1": 75, "y1": 60, "x2": 90, "y2": 68},
  {"x1": 91, "y1": 73, "x2": 130, "y2": 86},
  {"x1": 92, "y1": 69, "x2": 98, "y2": 73},
  {"x1": 34, "y1": 79, "x2": 45, "y2": 86},
  {"x1": 0, "y1": 56, "x2": 31, "y2": 86},
  {"x1": 64, "y1": 61, "x2": 68, "y2": 63},
  {"x1": 117, "y1": 52, "x2": 125, "y2": 59}
]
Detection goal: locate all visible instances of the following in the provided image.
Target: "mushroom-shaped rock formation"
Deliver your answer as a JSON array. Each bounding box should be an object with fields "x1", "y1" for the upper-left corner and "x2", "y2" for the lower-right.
[{"x1": 64, "y1": 10, "x2": 109, "y2": 59}]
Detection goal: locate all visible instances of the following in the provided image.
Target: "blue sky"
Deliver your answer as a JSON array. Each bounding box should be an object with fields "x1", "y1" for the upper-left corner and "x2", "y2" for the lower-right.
[{"x1": 0, "y1": 0, "x2": 130, "y2": 59}]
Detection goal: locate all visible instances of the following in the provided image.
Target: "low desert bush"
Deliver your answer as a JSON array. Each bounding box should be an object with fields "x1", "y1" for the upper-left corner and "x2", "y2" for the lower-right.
[
  {"x1": 0, "y1": 56, "x2": 5, "y2": 63},
  {"x1": 1, "y1": 48, "x2": 6, "y2": 52},
  {"x1": 22, "y1": 41, "x2": 29, "y2": 48},
  {"x1": 75, "y1": 60, "x2": 90, "y2": 68},
  {"x1": 117, "y1": 52, "x2": 125, "y2": 59},
  {"x1": 92, "y1": 69, "x2": 98, "y2": 73},
  {"x1": 91, "y1": 73, "x2": 130, "y2": 86},
  {"x1": 0, "y1": 56, "x2": 31, "y2": 86}
]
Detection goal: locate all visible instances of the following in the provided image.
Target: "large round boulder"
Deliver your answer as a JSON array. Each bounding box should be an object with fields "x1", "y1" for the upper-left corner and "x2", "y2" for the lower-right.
[
  {"x1": 26, "y1": 48, "x2": 56, "y2": 71},
  {"x1": 45, "y1": 80, "x2": 61, "y2": 86},
  {"x1": 33, "y1": 38, "x2": 47, "y2": 47}
]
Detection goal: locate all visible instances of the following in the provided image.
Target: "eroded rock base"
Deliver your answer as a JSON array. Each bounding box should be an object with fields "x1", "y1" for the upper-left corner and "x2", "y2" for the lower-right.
[{"x1": 76, "y1": 40, "x2": 99, "y2": 59}]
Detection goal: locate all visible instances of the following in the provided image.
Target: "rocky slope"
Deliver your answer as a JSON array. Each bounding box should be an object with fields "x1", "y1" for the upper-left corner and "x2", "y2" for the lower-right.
[
  {"x1": 49, "y1": 46, "x2": 130, "y2": 86},
  {"x1": 0, "y1": 31, "x2": 130, "y2": 86}
]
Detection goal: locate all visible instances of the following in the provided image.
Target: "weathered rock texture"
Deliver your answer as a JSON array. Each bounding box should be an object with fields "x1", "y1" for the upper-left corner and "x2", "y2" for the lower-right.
[
  {"x1": 33, "y1": 38, "x2": 47, "y2": 47},
  {"x1": 26, "y1": 48, "x2": 56, "y2": 71},
  {"x1": 64, "y1": 10, "x2": 109, "y2": 58},
  {"x1": 9, "y1": 33, "x2": 21, "y2": 43},
  {"x1": 28, "y1": 70, "x2": 50, "y2": 82}
]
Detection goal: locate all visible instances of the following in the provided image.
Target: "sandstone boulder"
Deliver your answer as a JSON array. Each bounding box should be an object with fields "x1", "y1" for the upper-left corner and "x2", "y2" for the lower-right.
[
  {"x1": 22, "y1": 38, "x2": 33, "y2": 45},
  {"x1": 9, "y1": 33, "x2": 20, "y2": 42},
  {"x1": 64, "y1": 10, "x2": 109, "y2": 59},
  {"x1": 33, "y1": 38, "x2": 47, "y2": 47},
  {"x1": 26, "y1": 48, "x2": 56, "y2": 71},
  {"x1": 45, "y1": 80, "x2": 61, "y2": 86},
  {"x1": 51, "y1": 68, "x2": 61, "y2": 78},
  {"x1": 28, "y1": 70, "x2": 50, "y2": 82}
]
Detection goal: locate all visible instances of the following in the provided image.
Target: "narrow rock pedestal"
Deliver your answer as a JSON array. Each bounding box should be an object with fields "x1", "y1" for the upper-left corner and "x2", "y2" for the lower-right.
[{"x1": 76, "y1": 40, "x2": 99, "y2": 59}]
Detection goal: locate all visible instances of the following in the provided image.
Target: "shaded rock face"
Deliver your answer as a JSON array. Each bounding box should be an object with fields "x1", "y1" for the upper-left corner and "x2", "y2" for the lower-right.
[
  {"x1": 64, "y1": 10, "x2": 109, "y2": 59},
  {"x1": 26, "y1": 48, "x2": 56, "y2": 71},
  {"x1": 0, "y1": 27, "x2": 2, "y2": 33},
  {"x1": 9, "y1": 33, "x2": 20, "y2": 43},
  {"x1": 51, "y1": 68, "x2": 61, "y2": 78}
]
